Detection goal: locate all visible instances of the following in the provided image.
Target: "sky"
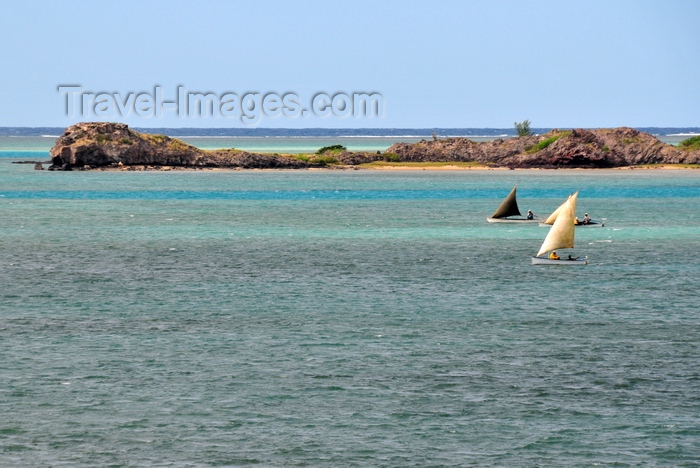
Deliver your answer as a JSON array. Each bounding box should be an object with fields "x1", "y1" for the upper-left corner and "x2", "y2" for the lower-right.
[{"x1": 0, "y1": 0, "x2": 698, "y2": 129}]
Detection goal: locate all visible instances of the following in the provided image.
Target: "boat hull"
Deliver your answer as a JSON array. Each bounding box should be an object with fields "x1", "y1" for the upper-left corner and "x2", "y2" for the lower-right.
[
  {"x1": 487, "y1": 217, "x2": 540, "y2": 224},
  {"x1": 531, "y1": 256, "x2": 588, "y2": 265}
]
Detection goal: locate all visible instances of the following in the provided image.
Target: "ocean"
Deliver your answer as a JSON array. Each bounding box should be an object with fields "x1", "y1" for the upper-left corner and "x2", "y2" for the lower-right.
[
  {"x1": 1, "y1": 134, "x2": 700, "y2": 465},
  {"x1": 0, "y1": 126, "x2": 697, "y2": 155}
]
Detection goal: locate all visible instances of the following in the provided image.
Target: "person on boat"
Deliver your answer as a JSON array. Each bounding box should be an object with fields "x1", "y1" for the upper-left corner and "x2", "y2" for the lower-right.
[
  {"x1": 582, "y1": 213, "x2": 591, "y2": 225},
  {"x1": 574, "y1": 216, "x2": 580, "y2": 225},
  {"x1": 527, "y1": 210, "x2": 534, "y2": 220},
  {"x1": 549, "y1": 251, "x2": 560, "y2": 260}
]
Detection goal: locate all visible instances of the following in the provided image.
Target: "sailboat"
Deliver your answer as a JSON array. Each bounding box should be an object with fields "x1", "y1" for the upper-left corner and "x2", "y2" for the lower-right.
[
  {"x1": 539, "y1": 193, "x2": 604, "y2": 227},
  {"x1": 486, "y1": 185, "x2": 538, "y2": 223},
  {"x1": 532, "y1": 191, "x2": 588, "y2": 265}
]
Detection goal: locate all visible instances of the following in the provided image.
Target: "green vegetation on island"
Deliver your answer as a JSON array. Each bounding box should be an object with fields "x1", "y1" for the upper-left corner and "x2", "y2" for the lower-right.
[
  {"x1": 316, "y1": 144, "x2": 346, "y2": 155},
  {"x1": 525, "y1": 130, "x2": 571, "y2": 153},
  {"x1": 514, "y1": 119, "x2": 534, "y2": 137},
  {"x1": 679, "y1": 135, "x2": 700, "y2": 151}
]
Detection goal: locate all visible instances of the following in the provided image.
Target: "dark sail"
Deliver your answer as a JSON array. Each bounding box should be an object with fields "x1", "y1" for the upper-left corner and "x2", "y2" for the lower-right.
[{"x1": 491, "y1": 186, "x2": 522, "y2": 218}]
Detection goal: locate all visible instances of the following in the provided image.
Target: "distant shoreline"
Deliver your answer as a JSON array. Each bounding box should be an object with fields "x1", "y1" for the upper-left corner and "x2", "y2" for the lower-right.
[
  {"x1": 1, "y1": 132, "x2": 695, "y2": 155},
  {"x1": 41, "y1": 123, "x2": 700, "y2": 171},
  {"x1": 44, "y1": 163, "x2": 699, "y2": 172},
  {"x1": 2, "y1": 126, "x2": 699, "y2": 138}
]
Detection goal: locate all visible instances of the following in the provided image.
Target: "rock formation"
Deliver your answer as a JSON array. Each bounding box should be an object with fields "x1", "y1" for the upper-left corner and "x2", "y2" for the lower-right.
[
  {"x1": 49, "y1": 122, "x2": 307, "y2": 170},
  {"x1": 387, "y1": 127, "x2": 700, "y2": 168},
  {"x1": 48, "y1": 122, "x2": 700, "y2": 170}
]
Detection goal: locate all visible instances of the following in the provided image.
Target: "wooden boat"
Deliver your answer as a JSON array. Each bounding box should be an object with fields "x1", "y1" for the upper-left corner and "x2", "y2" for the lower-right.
[
  {"x1": 532, "y1": 191, "x2": 588, "y2": 265},
  {"x1": 538, "y1": 193, "x2": 604, "y2": 227},
  {"x1": 486, "y1": 185, "x2": 539, "y2": 223}
]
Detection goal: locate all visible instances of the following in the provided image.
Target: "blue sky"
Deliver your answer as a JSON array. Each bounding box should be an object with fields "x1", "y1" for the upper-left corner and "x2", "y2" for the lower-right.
[{"x1": 0, "y1": 0, "x2": 698, "y2": 128}]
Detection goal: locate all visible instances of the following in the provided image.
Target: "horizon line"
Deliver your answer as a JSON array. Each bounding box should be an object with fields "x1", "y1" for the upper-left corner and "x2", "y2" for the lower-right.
[{"x1": 1, "y1": 125, "x2": 699, "y2": 131}]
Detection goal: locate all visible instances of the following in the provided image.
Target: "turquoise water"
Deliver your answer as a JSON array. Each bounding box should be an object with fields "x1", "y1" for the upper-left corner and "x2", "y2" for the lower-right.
[{"x1": 1, "y1": 159, "x2": 700, "y2": 465}]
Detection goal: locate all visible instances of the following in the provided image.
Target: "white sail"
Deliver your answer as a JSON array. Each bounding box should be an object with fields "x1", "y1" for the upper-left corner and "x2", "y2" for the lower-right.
[
  {"x1": 542, "y1": 194, "x2": 571, "y2": 225},
  {"x1": 536, "y1": 191, "x2": 578, "y2": 257}
]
